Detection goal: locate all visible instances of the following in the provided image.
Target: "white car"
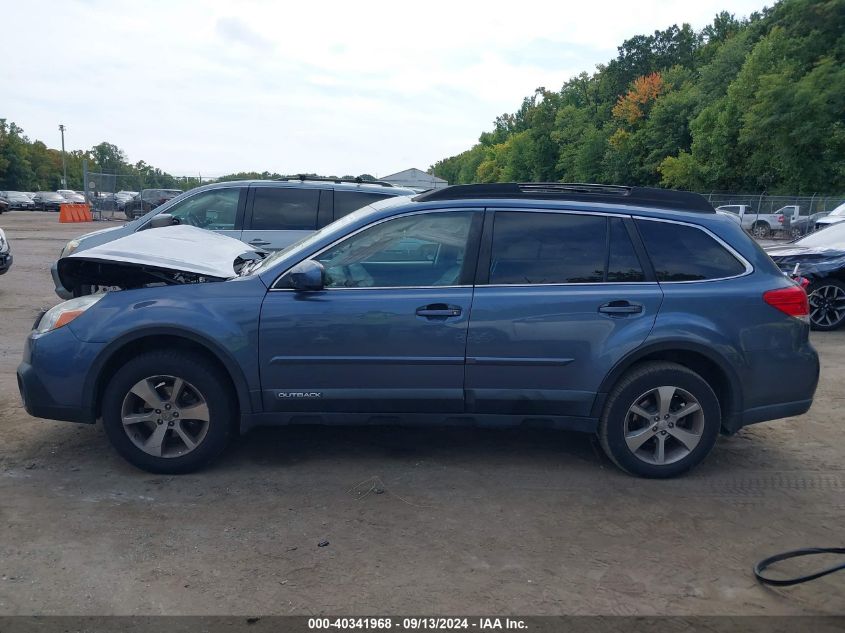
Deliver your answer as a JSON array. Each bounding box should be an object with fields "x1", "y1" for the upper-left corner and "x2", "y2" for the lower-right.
[{"x1": 814, "y1": 202, "x2": 845, "y2": 230}]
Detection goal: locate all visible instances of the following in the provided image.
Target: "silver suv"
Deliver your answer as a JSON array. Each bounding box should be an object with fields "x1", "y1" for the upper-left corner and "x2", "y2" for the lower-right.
[{"x1": 53, "y1": 177, "x2": 416, "y2": 298}]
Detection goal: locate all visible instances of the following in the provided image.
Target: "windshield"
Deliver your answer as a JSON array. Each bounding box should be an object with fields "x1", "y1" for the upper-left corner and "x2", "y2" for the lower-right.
[
  {"x1": 794, "y1": 222, "x2": 845, "y2": 249},
  {"x1": 827, "y1": 203, "x2": 845, "y2": 217}
]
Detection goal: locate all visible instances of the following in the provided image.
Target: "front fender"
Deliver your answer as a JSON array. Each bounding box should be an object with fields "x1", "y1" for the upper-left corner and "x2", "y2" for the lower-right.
[{"x1": 69, "y1": 277, "x2": 266, "y2": 419}]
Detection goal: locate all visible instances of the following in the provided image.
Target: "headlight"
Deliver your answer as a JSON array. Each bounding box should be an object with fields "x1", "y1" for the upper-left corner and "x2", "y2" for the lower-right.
[
  {"x1": 61, "y1": 239, "x2": 80, "y2": 257},
  {"x1": 36, "y1": 295, "x2": 104, "y2": 334}
]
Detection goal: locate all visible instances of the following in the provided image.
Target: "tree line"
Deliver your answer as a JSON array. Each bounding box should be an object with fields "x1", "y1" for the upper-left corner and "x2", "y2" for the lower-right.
[
  {"x1": 0, "y1": 122, "x2": 193, "y2": 192},
  {"x1": 0, "y1": 119, "x2": 381, "y2": 194},
  {"x1": 430, "y1": 0, "x2": 845, "y2": 195}
]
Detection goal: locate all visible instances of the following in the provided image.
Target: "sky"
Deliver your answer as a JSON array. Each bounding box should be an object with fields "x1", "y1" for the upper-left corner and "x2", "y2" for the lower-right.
[{"x1": 1, "y1": 0, "x2": 767, "y2": 179}]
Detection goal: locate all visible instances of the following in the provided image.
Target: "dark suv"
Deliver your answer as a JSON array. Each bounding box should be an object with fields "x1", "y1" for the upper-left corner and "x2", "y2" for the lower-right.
[
  {"x1": 20, "y1": 184, "x2": 819, "y2": 477},
  {"x1": 122, "y1": 189, "x2": 183, "y2": 219}
]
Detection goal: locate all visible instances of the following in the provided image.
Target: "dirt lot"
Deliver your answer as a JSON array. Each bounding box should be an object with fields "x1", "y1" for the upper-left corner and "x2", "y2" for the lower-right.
[{"x1": 0, "y1": 212, "x2": 842, "y2": 615}]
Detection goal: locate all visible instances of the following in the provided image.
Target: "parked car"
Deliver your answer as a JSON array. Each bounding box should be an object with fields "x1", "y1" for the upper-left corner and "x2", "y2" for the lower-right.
[
  {"x1": 22, "y1": 183, "x2": 818, "y2": 477},
  {"x1": 715, "y1": 204, "x2": 800, "y2": 238},
  {"x1": 0, "y1": 191, "x2": 36, "y2": 210},
  {"x1": 813, "y1": 202, "x2": 845, "y2": 230},
  {"x1": 32, "y1": 192, "x2": 66, "y2": 211},
  {"x1": 53, "y1": 178, "x2": 416, "y2": 298},
  {"x1": 122, "y1": 189, "x2": 183, "y2": 219},
  {"x1": 114, "y1": 191, "x2": 138, "y2": 209},
  {"x1": 57, "y1": 190, "x2": 86, "y2": 204},
  {"x1": 766, "y1": 221, "x2": 845, "y2": 330},
  {"x1": 0, "y1": 228, "x2": 12, "y2": 274}
]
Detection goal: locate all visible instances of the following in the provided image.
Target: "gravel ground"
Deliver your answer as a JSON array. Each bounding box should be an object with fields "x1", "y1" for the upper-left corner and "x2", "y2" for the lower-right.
[{"x1": 0, "y1": 212, "x2": 842, "y2": 615}]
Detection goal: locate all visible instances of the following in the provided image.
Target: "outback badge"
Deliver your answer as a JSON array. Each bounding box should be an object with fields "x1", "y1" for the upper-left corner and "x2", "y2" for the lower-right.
[{"x1": 276, "y1": 391, "x2": 323, "y2": 399}]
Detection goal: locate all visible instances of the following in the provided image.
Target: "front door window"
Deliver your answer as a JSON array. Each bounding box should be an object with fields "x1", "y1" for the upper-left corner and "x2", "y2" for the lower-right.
[
  {"x1": 164, "y1": 188, "x2": 241, "y2": 230},
  {"x1": 314, "y1": 212, "x2": 474, "y2": 288}
]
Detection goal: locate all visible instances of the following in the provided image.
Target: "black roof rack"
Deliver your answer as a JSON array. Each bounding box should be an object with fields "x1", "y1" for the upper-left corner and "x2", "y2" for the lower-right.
[
  {"x1": 275, "y1": 175, "x2": 395, "y2": 187},
  {"x1": 413, "y1": 183, "x2": 715, "y2": 213}
]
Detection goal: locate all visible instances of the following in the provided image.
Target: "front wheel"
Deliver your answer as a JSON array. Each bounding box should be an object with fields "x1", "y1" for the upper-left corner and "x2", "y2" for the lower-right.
[
  {"x1": 101, "y1": 350, "x2": 236, "y2": 473},
  {"x1": 808, "y1": 279, "x2": 845, "y2": 331},
  {"x1": 598, "y1": 362, "x2": 721, "y2": 478}
]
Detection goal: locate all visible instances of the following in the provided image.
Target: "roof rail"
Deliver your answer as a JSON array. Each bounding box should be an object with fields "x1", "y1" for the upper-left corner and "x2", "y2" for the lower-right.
[
  {"x1": 275, "y1": 175, "x2": 395, "y2": 187},
  {"x1": 413, "y1": 183, "x2": 715, "y2": 213}
]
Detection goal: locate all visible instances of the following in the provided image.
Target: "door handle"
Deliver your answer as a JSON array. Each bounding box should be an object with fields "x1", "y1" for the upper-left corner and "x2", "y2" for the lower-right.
[
  {"x1": 598, "y1": 301, "x2": 643, "y2": 316},
  {"x1": 416, "y1": 304, "x2": 462, "y2": 318},
  {"x1": 249, "y1": 238, "x2": 271, "y2": 246}
]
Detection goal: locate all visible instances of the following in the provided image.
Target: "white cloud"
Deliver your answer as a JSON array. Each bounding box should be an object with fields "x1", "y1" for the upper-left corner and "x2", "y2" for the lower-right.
[{"x1": 0, "y1": 0, "x2": 766, "y2": 178}]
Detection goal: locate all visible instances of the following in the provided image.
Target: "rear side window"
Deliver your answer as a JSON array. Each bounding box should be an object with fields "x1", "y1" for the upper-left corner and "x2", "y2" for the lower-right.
[
  {"x1": 636, "y1": 219, "x2": 746, "y2": 281},
  {"x1": 334, "y1": 191, "x2": 391, "y2": 219},
  {"x1": 250, "y1": 188, "x2": 320, "y2": 230},
  {"x1": 489, "y1": 212, "x2": 644, "y2": 284}
]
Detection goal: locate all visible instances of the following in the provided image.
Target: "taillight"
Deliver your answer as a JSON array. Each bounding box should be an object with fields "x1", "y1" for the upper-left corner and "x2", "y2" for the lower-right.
[
  {"x1": 764, "y1": 285, "x2": 809, "y2": 322},
  {"x1": 777, "y1": 214, "x2": 785, "y2": 224}
]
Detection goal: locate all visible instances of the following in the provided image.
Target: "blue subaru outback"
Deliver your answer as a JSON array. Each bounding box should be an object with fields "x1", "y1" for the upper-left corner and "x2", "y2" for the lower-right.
[{"x1": 18, "y1": 184, "x2": 819, "y2": 477}]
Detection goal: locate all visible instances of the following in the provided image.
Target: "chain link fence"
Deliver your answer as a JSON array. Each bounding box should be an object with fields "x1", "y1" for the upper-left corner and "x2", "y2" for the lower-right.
[
  {"x1": 703, "y1": 192, "x2": 845, "y2": 240},
  {"x1": 82, "y1": 167, "x2": 204, "y2": 220}
]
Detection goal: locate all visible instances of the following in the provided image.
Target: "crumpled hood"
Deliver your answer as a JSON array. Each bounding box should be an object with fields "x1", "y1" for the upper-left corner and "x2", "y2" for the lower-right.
[{"x1": 64, "y1": 225, "x2": 258, "y2": 278}]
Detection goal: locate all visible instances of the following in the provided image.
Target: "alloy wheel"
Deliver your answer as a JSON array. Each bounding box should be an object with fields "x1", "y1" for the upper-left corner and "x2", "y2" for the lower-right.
[
  {"x1": 623, "y1": 385, "x2": 705, "y2": 466},
  {"x1": 121, "y1": 375, "x2": 210, "y2": 458},
  {"x1": 809, "y1": 284, "x2": 845, "y2": 328}
]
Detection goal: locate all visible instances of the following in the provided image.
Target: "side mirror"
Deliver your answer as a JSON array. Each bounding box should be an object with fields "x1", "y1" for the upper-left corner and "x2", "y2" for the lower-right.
[
  {"x1": 287, "y1": 260, "x2": 325, "y2": 291},
  {"x1": 149, "y1": 213, "x2": 177, "y2": 228}
]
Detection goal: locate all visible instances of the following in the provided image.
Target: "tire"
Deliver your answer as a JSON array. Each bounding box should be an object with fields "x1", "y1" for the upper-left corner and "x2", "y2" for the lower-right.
[
  {"x1": 790, "y1": 227, "x2": 803, "y2": 239},
  {"x1": 101, "y1": 350, "x2": 236, "y2": 474},
  {"x1": 598, "y1": 361, "x2": 721, "y2": 478},
  {"x1": 808, "y1": 279, "x2": 845, "y2": 331},
  {"x1": 751, "y1": 222, "x2": 771, "y2": 238}
]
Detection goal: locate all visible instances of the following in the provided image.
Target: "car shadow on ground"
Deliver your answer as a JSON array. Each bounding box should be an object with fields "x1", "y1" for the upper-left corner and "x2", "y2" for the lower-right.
[{"x1": 4, "y1": 407, "x2": 797, "y2": 482}]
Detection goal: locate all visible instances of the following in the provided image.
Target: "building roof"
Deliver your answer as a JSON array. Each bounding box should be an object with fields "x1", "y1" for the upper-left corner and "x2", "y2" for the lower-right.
[{"x1": 380, "y1": 168, "x2": 447, "y2": 184}]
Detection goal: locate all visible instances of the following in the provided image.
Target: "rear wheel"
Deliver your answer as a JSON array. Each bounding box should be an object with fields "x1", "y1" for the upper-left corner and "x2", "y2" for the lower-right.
[
  {"x1": 101, "y1": 350, "x2": 236, "y2": 473},
  {"x1": 808, "y1": 279, "x2": 845, "y2": 331},
  {"x1": 598, "y1": 362, "x2": 721, "y2": 478},
  {"x1": 751, "y1": 222, "x2": 771, "y2": 238}
]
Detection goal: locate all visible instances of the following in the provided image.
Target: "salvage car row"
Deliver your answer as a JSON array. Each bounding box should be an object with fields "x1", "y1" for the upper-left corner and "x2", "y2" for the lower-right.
[{"x1": 18, "y1": 182, "x2": 821, "y2": 479}]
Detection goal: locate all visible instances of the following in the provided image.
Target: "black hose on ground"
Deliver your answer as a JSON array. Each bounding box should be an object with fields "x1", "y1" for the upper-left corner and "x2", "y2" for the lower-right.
[{"x1": 754, "y1": 547, "x2": 845, "y2": 586}]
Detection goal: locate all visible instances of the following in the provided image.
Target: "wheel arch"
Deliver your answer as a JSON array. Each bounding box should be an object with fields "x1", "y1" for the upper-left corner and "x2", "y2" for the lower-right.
[
  {"x1": 84, "y1": 327, "x2": 254, "y2": 424},
  {"x1": 593, "y1": 341, "x2": 742, "y2": 432}
]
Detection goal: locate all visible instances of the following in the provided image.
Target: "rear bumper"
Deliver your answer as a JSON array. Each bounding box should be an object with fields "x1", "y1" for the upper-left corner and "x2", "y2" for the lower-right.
[
  {"x1": 735, "y1": 399, "x2": 814, "y2": 429},
  {"x1": 0, "y1": 253, "x2": 12, "y2": 274},
  {"x1": 724, "y1": 342, "x2": 819, "y2": 433}
]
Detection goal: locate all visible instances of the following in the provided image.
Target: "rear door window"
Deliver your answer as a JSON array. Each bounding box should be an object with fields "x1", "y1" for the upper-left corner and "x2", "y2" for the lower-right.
[
  {"x1": 636, "y1": 219, "x2": 746, "y2": 281},
  {"x1": 250, "y1": 188, "x2": 320, "y2": 230},
  {"x1": 489, "y1": 212, "x2": 644, "y2": 284},
  {"x1": 608, "y1": 218, "x2": 645, "y2": 282},
  {"x1": 334, "y1": 191, "x2": 392, "y2": 219}
]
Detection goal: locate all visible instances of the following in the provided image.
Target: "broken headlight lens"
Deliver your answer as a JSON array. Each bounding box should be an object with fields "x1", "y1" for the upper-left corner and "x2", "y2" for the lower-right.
[{"x1": 60, "y1": 239, "x2": 80, "y2": 257}]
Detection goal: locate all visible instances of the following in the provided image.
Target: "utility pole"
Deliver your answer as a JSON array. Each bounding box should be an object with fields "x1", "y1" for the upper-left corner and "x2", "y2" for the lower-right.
[{"x1": 58, "y1": 124, "x2": 68, "y2": 187}]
